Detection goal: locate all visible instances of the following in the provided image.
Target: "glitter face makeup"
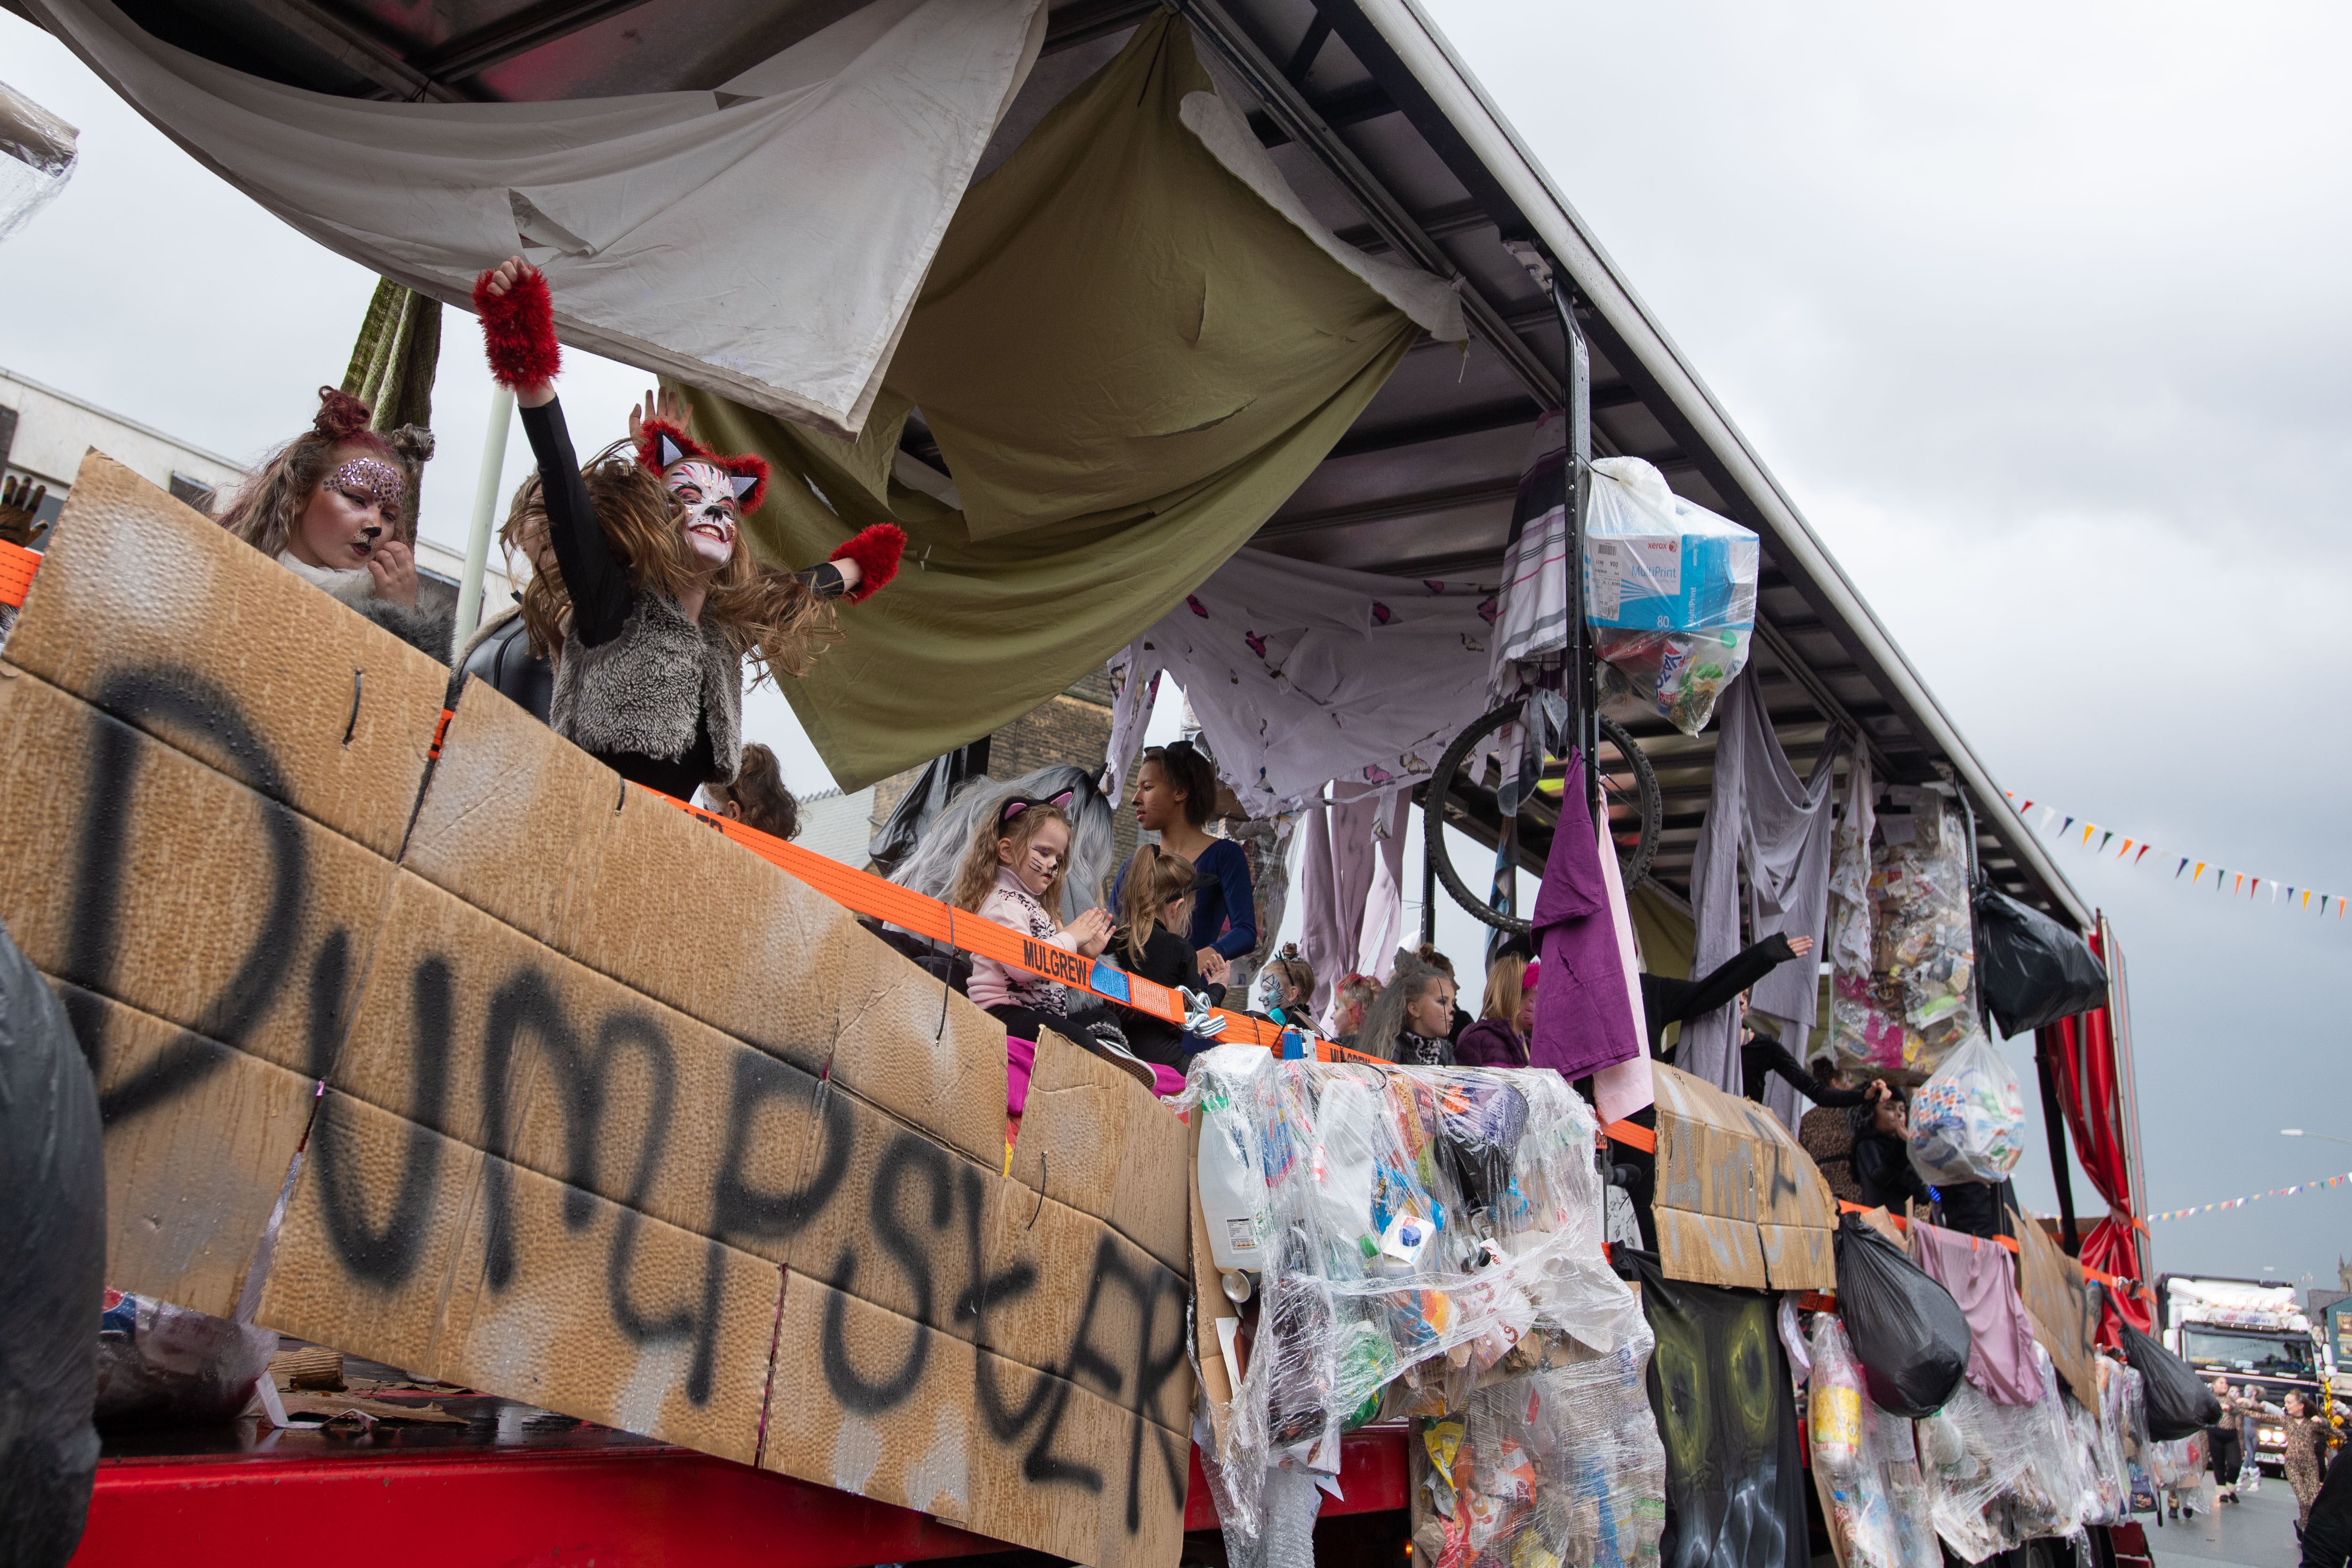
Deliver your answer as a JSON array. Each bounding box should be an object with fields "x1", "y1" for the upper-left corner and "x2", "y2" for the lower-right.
[{"x1": 328, "y1": 456, "x2": 406, "y2": 519}]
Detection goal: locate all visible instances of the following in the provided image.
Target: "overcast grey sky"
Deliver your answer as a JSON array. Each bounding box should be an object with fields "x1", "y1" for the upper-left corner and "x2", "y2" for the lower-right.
[{"x1": 3, "y1": 3, "x2": 2346, "y2": 1290}]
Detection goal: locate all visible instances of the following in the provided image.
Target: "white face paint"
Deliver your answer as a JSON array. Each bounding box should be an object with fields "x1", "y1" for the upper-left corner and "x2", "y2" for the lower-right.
[{"x1": 666, "y1": 459, "x2": 739, "y2": 569}]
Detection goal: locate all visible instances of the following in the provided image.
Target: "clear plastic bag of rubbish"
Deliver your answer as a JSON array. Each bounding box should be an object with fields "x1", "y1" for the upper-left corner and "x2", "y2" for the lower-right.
[
  {"x1": 0, "y1": 81, "x2": 79, "y2": 244},
  {"x1": 1834, "y1": 797, "x2": 1984, "y2": 1082},
  {"x1": 1594, "y1": 627, "x2": 1753, "y2": 737},
  {"x1": 1582, "y1": 456, "x2": 1758, "y2": 738},
  {"x1": 1179, "y1": 1053, "x2": 1646, "y2": 1556},
  {"x1": 1920, "y1": 1345, "x2": 2086, "y2": 1561},
  {"x1": 1810, "y1": 1313, "x2": 1939, "y2": 1568},
  {"x1": 1435, "y1": 1338, "x2": 1669, "y2": 1568},
  {"x1": 1906, "y1": 1036, "x2": 2027, "y2": 1186},
  {"x1": 94, "y1": 1290, "x2": 277, "y2": 1426}
]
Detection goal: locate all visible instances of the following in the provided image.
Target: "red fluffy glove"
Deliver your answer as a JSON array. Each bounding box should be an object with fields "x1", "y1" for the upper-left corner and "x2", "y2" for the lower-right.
[
  {"x1": 830, "y1": 524, "x2": 905, "y2": 605},
  {"x1": 473, "y1": 266, "x2": 561, "y2": 390}
]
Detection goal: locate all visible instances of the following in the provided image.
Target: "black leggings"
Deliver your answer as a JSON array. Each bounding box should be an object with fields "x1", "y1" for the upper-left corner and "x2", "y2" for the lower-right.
[{"x1": 987, "y1": 1005, "x2": 1068, "y2": 1044}]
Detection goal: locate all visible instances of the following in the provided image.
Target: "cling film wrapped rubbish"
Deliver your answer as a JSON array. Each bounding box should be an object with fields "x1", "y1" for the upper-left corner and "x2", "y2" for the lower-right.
[
  {"x1": 1440, "y1": 1346, "x2": 1669, "y2": 1568},
  {"x1": 1833, "y1": 795, "x2": 1986, "y2": 1083},
  {"x1": 1183, "y1": 1048, "x2": 1653, "y2": 1557},
  {"x1": 1920, "y1": 1344, "x2": 2088, "y2": 1561},
  {"x1": 1582, "y1": 456, "x2": 1758, "y2": 737},
  {"x1": 1809, "y1": 1314, "x2": 1937, "y2": 1568}
]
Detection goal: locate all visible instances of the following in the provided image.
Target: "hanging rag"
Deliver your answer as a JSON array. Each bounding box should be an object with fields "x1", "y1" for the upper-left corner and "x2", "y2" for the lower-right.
[
  {"x1": 341, "y1": 277, "x2": 441, "y2": 436},
  {"x1": 1297, "y1": 782, "x2": 1406, "y2": 1022},
  {"x1": 32, "y1": 0, "x2": 1049, "y2": 435},
  {"x1": 1679, "y1": 667, "x2": 1848, "y2": 1095},
  {"x1": 1911, "y1": 1219, "x2": 2046, "y2": 1407},
  {"x1": 1527, "y1": 751, "x2": 1641, "y2": 1083},
  {"x1": 1591, "y1": 796, "x2": 1656, "y2": 1121},
  {"x1": 680, "y1": 14, "x2": 1462, "y2": 788}
]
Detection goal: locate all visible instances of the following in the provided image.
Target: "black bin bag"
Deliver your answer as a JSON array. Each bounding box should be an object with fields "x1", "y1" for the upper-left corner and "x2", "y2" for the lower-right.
[
  {"x1": 2122, "y1": 1323, "x2": 2221, "y2": 1439},
  {"x1": 1973, "y1": 886, "x2": 2109, "y2": 1037},
  {"x1": 1833, "y1": 1214, "x2": 1972, "y2": 1417},
  {"x1": 0, "y1": 916, "x2": 105, "y2": 1568}
]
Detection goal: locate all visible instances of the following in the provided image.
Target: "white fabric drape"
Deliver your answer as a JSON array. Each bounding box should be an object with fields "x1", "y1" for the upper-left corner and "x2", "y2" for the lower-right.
[
  {"x1": 1109, "y1": 548, "x2": 1498, "y2": 821},
  {"x1": 30, "y1": 0, "x2": 1046, "y2": 437}
]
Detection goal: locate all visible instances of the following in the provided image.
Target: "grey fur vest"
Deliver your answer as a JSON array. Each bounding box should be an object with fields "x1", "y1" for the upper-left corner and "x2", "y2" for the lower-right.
[{"x1": 549, "y1": 589, "x2": 742, "y2": 783}]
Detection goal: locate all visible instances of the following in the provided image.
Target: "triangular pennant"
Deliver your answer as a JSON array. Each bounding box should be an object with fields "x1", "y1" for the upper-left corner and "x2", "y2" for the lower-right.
[
  {"x1": 2041, "y1": 807, "x2": 2059, "y2": 832},
  {"x1": 2195, "y1": 861, "x2": 2207, "y2": 882},
  {"x1": 2235, "y1": 874, "x2": 2244, "y2": 896},
  {"x1": 2178, "y1": 858, "x2": 2192, "y2": 879},
  {"x1": 2061, "y1": 816, "x2": 2077, "y2": 837},
  {"x1": 2099, "y1": 830, "x2": 2115, "y2": 852},
  {"x1": 2082, "y1": 822, "x2": 2097, "y2": 846},
  {"x1": 2118, "y1": 837, "x2": 2134, "y2": 857},
  {"x1": 2304, "y1": 890, "x2": 2314, "y2": 909},
  {"x1": 2136, "y1": 844, "x2": 2152, "y2": 864}
]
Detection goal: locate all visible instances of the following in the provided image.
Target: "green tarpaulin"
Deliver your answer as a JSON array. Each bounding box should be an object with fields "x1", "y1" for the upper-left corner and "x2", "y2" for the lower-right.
[{"x1": 683, "y1": 13, "x2": 1449, "y2": 789}]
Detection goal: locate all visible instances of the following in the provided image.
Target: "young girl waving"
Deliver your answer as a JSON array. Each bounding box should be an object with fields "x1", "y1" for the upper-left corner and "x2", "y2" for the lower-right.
[{"x1": 472, "y1": 255, "x2": 903, "y2": 796}]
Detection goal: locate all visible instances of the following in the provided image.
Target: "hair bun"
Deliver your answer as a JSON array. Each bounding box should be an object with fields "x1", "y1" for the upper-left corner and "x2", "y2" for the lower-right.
[
  {"x1": 313, "y1": 386, "x2": 375, "y2": 442},
  {"x1": 386, "y1": 424, "x2": 436, "y2": 463},
  {"x1": 1280, "y1": 941, "x2": 1301, "y2": 960}
]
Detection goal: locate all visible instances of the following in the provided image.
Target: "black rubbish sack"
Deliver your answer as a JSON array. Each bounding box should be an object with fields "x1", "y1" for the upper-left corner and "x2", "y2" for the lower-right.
[
  {"x1": 2122, "y1": 1323, "x2": 2221, "y2": 1440},
  {"x1": 1972, "y1": 885, "x2": 2109, "y2": 1037},
  {"x1": 1833, "y1": 1213, "x2": 1972, "y2": 1417},
  {"x1": 0, "y1": 915, "x2": 105, "y2": 1568}
]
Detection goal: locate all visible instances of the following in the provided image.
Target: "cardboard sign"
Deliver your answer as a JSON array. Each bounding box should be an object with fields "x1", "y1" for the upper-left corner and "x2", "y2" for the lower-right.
[
  {"x1": 2009, "y1": 1204, "x2": 2100, "y2": 1400},
  {"x1": 0, "y1": 454, "x2": 1193, "y2": 1568},
  {"x1": 1649, "y1": 1063, "x2": 1837, "y2": 1292}
]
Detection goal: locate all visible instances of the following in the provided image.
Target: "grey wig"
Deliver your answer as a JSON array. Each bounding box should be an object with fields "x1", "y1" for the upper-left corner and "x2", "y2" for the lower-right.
[
  {"x1": 888, "y1": 764, "x2": 1117, "y2": 925},
  {"x1": 1354, "y1": 947, "x2": 1445, "y2": 1063}
]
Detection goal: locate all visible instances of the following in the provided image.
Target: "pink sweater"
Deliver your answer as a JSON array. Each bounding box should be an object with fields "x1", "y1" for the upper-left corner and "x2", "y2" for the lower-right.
[{"x1": 966, "y1": 867, "x2": 1077, "y2": 1015}]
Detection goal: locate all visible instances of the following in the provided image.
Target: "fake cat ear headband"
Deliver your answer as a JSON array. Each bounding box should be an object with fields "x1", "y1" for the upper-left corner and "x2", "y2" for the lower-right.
[
  {"x1": 635, "y1": 420, "x2": 770, "y2": 515},
  {"x1": 998, "y1": 790, "x2": 1077, "y2": 829}
]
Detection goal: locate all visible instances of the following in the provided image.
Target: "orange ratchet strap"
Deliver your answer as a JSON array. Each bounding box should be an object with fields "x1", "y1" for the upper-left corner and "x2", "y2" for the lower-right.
[{"x1": 642, "y1": 788, "x2": 1290, "y2": 1048}]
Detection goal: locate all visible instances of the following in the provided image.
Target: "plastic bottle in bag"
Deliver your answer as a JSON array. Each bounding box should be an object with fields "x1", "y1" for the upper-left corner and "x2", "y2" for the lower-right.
[{"x1": 1582, "y1": 456, "x2": 1758, "y2": 737}]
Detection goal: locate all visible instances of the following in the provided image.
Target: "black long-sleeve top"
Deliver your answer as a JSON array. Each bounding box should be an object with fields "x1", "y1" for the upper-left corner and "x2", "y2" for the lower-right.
[
  {"x1": 1640, "y1": 932, "x2": 1805, "y2": 1053},
  {"x1": 1107, "y1": 924, "x2": 1224, "y2": 1069}
]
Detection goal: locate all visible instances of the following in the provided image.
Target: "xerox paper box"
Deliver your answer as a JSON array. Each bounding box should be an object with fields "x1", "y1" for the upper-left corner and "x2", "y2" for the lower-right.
[{"x1": 1581, "y1": 456, "x2": 1759, "y2": 633}]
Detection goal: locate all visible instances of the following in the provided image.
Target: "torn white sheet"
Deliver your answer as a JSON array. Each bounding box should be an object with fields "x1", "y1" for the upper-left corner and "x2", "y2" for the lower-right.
[
  {"x1": 29, "y1": 0, "x2": 1045, "y2": 437},
  {"x1": 1110, "y1": 548, "x2": 1500, "y2": 820}
]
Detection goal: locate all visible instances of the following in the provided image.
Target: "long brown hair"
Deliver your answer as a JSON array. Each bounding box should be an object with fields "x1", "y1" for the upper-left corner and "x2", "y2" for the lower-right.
[
  {"x1": 527, "y1": 441, "x2": 841, "y2": 679},
  {"x1": 218, "y1": 386, "x2": 432, "y2": 555},
  {"x1": 949, "y1": 795, "x2": 1072, "y2": 918},
  {"x1": 707, "y1": 741, "x2": 799, "y2": 841},
  {"x1": 1115, "y1": 844, "x2": 1197, "y2": 966}
]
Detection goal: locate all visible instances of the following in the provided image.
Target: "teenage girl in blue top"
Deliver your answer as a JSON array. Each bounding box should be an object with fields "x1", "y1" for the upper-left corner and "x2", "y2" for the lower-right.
[{"x1": 1123, "y1": 740, "x2": 1257, "y2": 984}]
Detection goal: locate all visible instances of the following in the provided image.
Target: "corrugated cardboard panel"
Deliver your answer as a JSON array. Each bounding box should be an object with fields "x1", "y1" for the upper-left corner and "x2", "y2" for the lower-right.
[
  {"x1": 1010, "y1": 1029, "x2": 1191, "y2": 1277},
  {"x1": 0, "y1": 668, "x2": 393, "y2": 1079},
  {"x1": 1655, "y1": 1205, "x2": 1768, "y2": 1289},
  {"x1": 6, "y1": 452, "x2": 443, "y2": 858},
  {"x1": 61, "y1": 984, "x2": 310, "y2": 1318},
  {"x1": 1758, "y1": 1222, "x2": 1836, "y2": 1292},
  {"x1": 2010, "y1": 1204, "x2": 2100, "y2": 1398}
]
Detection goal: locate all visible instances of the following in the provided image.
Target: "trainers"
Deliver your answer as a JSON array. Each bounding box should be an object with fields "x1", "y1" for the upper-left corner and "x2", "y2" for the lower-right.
[{"x1": 1081, "y1": 1020, "x2": 1159, "y2": 1092}]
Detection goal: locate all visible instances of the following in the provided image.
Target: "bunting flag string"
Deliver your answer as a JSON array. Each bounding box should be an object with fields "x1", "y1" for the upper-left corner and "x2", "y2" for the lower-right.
[
  {"x1": 2147, "y1": 1171, "x2": 2352, "y2": 1224},
  {"x1": 2004, "y1": 792, "x2": 2347, "y2": 921}
]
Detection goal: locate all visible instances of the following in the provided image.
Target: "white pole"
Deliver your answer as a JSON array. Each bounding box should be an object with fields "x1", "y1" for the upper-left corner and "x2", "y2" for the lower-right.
[{"x1": 452, "y1": 385, "x2": 514, "y2": 659}]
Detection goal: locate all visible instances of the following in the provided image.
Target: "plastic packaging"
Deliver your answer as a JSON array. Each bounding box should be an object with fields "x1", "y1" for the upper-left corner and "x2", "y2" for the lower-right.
[
  {"x1": 1971, "y1": 885, "x2": 2109, "y2": 1037},
  {"x1": 92, "y1": 1292, "x2": 277, "y2": 1427},
  {"x1": 0, "y1": 912, "x2": 105, "y2": 1568},
  {"x1": 1594, "y1": 628, "x2": 1753, "y2": 738},
  {"x1": 1833, "y1": 1216, "x2": 1971, "y2": 1418},
  {"x1": 1833, "y1": 796, "x2": 1984, "y2": 1082},
  {"x1": 1906, "y1": 1037, "x2": 2027, "y2": 1187},
  {"x1": 2121, "y1": 1323, "x2": 2223, "y2": 1439},
  {"x1": 1582, "y1": 456, "x2": 1758, "y2": 737},
  {"x1": 1197, "y1": 1048, "x2": 1275, "y2": 1273},
  {"x1": 1181, "y1": 1050, "x2": 1650, "y2": 1556},
  {"x1": 1811, "y1": 1315, "x2": 1900, "y2": 1568},
  {"x1": 1439, "y1": 1344, "x2": 1668, "y2": 1568},
  {"x1": 1920, "y1": 1345, "x2": 2086, "y2": 1561}
]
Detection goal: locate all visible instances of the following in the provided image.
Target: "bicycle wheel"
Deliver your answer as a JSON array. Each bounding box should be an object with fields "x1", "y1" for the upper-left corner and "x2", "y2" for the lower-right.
[{"x1": 1422, "y1": 702, "x2": 1661, "y2": 935}]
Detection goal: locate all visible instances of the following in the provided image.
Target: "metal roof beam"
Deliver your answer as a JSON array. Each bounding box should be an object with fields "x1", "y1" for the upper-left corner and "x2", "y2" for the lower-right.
[
  {"x1": 1179, "y1": 0, "x2": 1563, "y2": 409},
  {"x1": 246, "y1": 0, "x2": 463, "y2": 101},
  {"x1": 412, "y1": 0, "x2": 653, "y2": 83}
]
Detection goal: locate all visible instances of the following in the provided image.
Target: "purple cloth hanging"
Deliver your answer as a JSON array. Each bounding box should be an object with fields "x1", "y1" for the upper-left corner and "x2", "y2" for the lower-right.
[{"x1": 1527, "y1": 750, "x2": 1641, "y2": 1082}]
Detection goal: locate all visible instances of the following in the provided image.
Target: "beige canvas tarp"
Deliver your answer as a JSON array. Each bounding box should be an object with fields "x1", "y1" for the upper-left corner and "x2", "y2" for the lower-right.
[
  {"x1": 684, "y1": 12, "x2": 1464, "y2": 789},
  {"x1": 0, "y1": 454, "x2": 1194, "y2": 1568},
  {"x1": 1649, "y1": 1062, "x2": 1838, "y2": 1291}
]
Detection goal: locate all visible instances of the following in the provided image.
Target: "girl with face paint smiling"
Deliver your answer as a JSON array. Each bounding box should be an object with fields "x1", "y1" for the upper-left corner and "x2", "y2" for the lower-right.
[{"x1": 473, "y1": 256, "x2": 905, "y2": 798}]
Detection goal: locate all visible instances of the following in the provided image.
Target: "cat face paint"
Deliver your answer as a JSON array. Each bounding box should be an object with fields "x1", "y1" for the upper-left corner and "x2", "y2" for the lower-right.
[{"x1": 665, "y1": 458, "x2": 744, "y2": 568}]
